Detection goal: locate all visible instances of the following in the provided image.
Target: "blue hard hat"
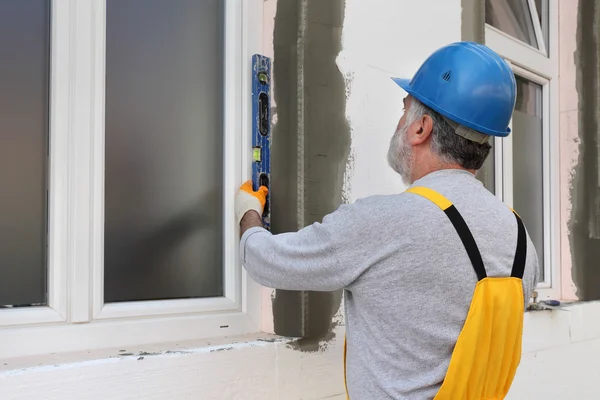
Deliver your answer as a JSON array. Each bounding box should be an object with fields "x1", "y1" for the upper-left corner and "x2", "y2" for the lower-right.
[{"x1": 392, "y1": 42, "x2": 516, "y2": 137}]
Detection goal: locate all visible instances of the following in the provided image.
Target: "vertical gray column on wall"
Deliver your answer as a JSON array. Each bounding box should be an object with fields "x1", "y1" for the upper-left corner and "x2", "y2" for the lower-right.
[
  {"x1": 462, "y1": 0, "x2": 485, "y2": 43},
  {"x1": 271, "y1": 0, "x2": 350, "y2": 342},
  {"x1": 462, "y1": 0, "x2": 496, "y2": 192},
  {"x1": 571, "y1": 0, "x2": 600, "y2": 300}
]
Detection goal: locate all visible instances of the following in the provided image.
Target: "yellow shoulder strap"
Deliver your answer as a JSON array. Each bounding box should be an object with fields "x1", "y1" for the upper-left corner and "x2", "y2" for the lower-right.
[{"x1": 406, "y1": 186, "x2": 453, "y2": 211}]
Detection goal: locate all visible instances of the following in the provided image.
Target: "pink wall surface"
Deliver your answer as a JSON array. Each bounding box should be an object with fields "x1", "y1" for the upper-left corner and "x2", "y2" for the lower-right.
[{"x1": 558, "y1": 0, "x2": 579, "y2": 301}]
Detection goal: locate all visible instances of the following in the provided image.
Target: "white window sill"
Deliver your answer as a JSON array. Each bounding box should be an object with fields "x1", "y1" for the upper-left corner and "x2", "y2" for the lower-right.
[
  {"x1": 0, "y1": 332, "x2": 293, "y2": 375},
  {"x1": 522, "y1": 301, "x2": 600, "y2": 353},
  {"x1": 0, "y1": 308, "x2": 263, "y2": 360}
]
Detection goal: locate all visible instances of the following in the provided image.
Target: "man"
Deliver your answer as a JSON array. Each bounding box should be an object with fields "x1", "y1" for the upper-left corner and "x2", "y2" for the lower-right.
[{"x1": 235, "y1": 42, "x2": 538, "y2": 399}]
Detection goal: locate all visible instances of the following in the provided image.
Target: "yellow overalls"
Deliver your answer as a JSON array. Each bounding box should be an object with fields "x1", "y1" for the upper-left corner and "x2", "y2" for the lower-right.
[{"x1": 345, "y1": 186, "x2": 527, "y2": 400}]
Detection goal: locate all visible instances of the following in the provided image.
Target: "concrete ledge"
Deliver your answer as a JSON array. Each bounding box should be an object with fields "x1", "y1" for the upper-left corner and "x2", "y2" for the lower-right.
[
  {"x1": 522, "y1": 301, "x2": 600, "y2": 353},
  {"x1": 0, "y1": 331, "x2": 346, "y2": 400}
]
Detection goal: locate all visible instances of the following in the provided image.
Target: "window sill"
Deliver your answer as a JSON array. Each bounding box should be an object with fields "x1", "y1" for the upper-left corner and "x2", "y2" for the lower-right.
[
  {"x1": 521, "y1": 301, "x2": 600, "y2": 353},
  {"x1": 0, "y1": 332, "x2": 292, "y2": 374},
  {"x1": 526, "y1": 300, "x2": 577, "y2": 312},
  {"x1": 0, "y1": 309, "x2": 262, "y2": 360}
]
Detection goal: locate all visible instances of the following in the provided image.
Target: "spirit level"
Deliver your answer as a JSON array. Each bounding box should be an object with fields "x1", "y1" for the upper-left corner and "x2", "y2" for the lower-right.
[{"x1": 251, "y1": 54, "x2": 271, "y2": 230}]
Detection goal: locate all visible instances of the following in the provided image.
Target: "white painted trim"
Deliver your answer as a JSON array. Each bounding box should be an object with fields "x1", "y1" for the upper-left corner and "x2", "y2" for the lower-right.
[
  {"x1": 96, "y1": 297, "x2": 238, "y2": 320},
  {"x1": 512, "y1": 64, "x2": 549, "y2": 85},
  {"x1": 47, "y1": 0, "x2": 71, "y2": 323},
  {"x1": 68, "y1": 0, "x2": 98, "y2": 323},
  {"x1": 485, "y1": 26, "x2": 552, "y2": 78},
  {"x1": 1, "y1": 0, "x2": 71, "y2": 327},
  {"x1": 90, "y1": 0, "x2": 107, "y2": 320},
  {"x1": 239, "y1": 0, "x2": 264, "y2": 326},
  {"x1": 0, "y1": 312, "x2": 260, "y2": 359},
  {"x1": 0, "y1": 307, "x2": 64, "y2": 328},
  {"x1": 222, "y1": 0, "x2": 245, "y2": 308}
]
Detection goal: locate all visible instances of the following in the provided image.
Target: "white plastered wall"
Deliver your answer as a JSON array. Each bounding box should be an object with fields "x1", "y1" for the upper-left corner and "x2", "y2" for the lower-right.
[
  {"x1": 337, "y1": 0, "x2": 463, "y2": 201},
  {"x1": 2, "y1": 1, "x2": 600, "y2": 399}
]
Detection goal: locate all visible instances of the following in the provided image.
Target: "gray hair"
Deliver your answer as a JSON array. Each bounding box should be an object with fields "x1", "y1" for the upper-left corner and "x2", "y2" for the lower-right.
[{"x1": 408, "y1": 99, "x2": 492, "y2": 170}]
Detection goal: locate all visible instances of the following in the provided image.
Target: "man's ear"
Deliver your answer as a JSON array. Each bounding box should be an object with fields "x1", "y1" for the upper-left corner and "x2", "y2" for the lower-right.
[{"x1": 409, "y1": 114, "x2": 434, "y2": 145}]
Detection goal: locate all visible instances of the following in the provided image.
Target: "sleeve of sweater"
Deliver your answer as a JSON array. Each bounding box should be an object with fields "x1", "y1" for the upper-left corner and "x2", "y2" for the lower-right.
[{"x1": 239, "y1": 199, "x2": 376, "y2": 291}]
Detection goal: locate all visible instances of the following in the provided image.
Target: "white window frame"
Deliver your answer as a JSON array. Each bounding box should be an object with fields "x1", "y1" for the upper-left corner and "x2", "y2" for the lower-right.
[
  {"x1": 0, "y1": 1, "x2": 70, "y2": 328},
  {"x1": 0, "y1": 0, "x2": 263, "y2": 359},
  {"x1": 486, "y1": 0, "x2": 560, "y2": 300}
]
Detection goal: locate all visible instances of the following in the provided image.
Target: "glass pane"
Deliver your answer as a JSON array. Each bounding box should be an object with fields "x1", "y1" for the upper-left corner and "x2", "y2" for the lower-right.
[
  {"x1": 0, "y1": 1, "x2": 50, "y2": 307},
  {"x1": 476, "y1": 142, "x2": 495, "y2": 194},
  {"x1": 512, "y1": 76, "x2": 544, "y2": 281},
  {"x1": 105, "y1": 0, "x2": 225, "y2": 302},
  {"x1": 486, "y1": 0, "x2": 538, "y2": 48},
  {"x1": 534, "y1": 0, "x2": 550, "y2": 55}
]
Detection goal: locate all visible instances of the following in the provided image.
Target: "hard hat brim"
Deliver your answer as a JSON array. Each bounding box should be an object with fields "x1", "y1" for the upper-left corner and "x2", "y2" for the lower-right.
[
  {"x1": 391, "y1": 77, "x2": 411, "y2": 94},
  {"x1": 391, "y1": 77, "x2": 511, "y2": 137}
]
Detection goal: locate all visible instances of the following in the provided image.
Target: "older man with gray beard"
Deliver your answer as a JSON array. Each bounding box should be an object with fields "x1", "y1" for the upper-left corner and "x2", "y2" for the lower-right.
[{"x1": 235, "y1": 42, "x2": 538, "y2": 400}]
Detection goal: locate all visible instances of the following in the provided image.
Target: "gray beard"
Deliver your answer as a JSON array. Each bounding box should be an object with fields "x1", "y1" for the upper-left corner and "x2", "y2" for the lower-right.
[{"x1": 387, "y1": 126, "x2": 412, "y2": 186}]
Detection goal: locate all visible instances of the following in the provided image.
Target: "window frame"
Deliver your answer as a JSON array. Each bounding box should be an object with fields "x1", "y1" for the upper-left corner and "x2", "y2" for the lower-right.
[
  {"x1": 486, "y1": 0, "x2": 548, "y2": 57},
  {"x1": 485, "y1": 0, "x2": 560, "y2": 300},
  {"x1": 0, "y1": 0, "x2": 70, "y2": 328},
  {"x1": 0, "y1": 0, "x2": 263, "y2": 358}
]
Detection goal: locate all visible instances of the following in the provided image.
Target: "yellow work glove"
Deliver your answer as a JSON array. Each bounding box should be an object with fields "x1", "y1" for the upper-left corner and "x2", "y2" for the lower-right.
[{"x1": 235, "y1": 180, "x2": 268, "y2": 225}]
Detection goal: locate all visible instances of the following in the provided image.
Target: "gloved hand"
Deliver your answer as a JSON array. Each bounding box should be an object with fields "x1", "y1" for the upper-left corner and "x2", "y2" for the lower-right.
[{"x1": 235, "y1": 180, "x2": 268, "y2": 225}]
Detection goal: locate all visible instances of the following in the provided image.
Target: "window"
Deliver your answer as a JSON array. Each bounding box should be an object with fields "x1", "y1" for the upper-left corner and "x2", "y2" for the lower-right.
[
  {"x1": 0, "y1": 0, "x2": 263, "y2": 359},
  {"x1": 486, "y1": 0, "x2": 539, "y2": 48},
  {"x1": 484, "y1": 0, "x2": 559, "y2": 299},
  {"x1": 486, "y1": 0, "x2": 549, "y2": 55},
  {"x1": 512, "y1": 77, "x2": 545, "y2": 281}
]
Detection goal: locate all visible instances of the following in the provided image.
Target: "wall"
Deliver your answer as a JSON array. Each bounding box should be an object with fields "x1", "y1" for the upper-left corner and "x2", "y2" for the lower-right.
[
  {"x1": 559, "y1": 0, "x2": 580, "y2": 301},
  {"x1": 569, "y1": 0, "x2": 600, "y2": 301},
  {"x1": 1, "y1": 334, "x2": 346, "y2": 400},
  {"x1": 4, "y1": 304, "x2": 600, "y2": 400},
  {"x1": 3, "y1": 1, "x2": 600, "y2": 399},
  {"x1": 338, "y1": 0, "x2": 462, "y2": 201},
  {"x1": 268, "y1": 0, "x2": 348, "y2": 341},
  {"x1": 508, "y1": 302, "x2": 600, "y2": 399}
]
